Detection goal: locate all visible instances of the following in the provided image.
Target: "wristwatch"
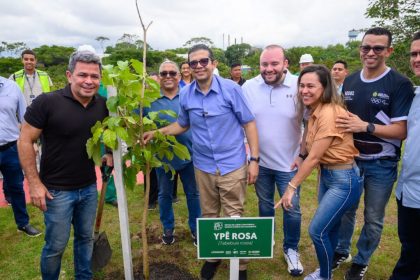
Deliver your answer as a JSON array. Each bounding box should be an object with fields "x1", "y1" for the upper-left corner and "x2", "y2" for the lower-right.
[
  {"x1": 366, "y1": 123, "x2": 375, "y2": 134},
  {"x1": 249, "y1": 156, "x2": 260, "y2": 163}
]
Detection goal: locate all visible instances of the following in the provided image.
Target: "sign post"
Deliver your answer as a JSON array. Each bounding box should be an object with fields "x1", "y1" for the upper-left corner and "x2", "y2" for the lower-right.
[{"x1": 197, "y1": 217, "x2": 274, "y2": 280}]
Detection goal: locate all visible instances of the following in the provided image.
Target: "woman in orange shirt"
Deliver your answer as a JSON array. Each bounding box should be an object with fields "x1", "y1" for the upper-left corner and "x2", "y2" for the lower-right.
[{"x1": 276, "y1": 65, "x2": 363, "y2": 280}]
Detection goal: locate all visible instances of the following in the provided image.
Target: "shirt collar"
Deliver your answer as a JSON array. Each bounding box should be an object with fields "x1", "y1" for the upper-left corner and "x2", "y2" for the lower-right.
[
  {"x1": 256, "y1": 70, "x2": 295, "y2": 88},
  {"x1": 310, "y1": 103, "x2": 323, "y2": 119},
  {"x1": 192, "y1": 74, "x2": 221, "y2": 95}
]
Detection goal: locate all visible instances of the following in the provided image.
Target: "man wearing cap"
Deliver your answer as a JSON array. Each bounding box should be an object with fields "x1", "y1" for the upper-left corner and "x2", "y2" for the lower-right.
[
  {"x1": 0, "y1": 75, "x2": 42, "y2": 237},
  {"x1": 18, "y1": 50, "x2": 111, "y2": 280},
  {"x1": 10, "y1": 49, "x2": 53, "y2": 106},
  {"x1": 299, "y1": 53, "x2": 314, "y2": 71},
  {"x1": 242, "y1": 44, "x2": 304, "y2": 277}
]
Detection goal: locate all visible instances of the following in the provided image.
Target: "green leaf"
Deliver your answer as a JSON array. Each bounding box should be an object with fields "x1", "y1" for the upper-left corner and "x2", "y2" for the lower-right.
[
  {"x1": 172, "y1": 142, "x2": 191, "y2": 160},
  {"x1": 160, "y1": 109, "x2": 177, "y2": 118},
  {"x1": 117, "y1": 60, "x2": 129, "y2": 70},
  {"x1": 92, "y1": 126, "x2": 104, "y2": 143},
  {"x1": 86, "y1": 138, "x2": 102, "y2": 166},
  {"x1": 125, "y1": 116, "x2": 137, "y2": 125},
  {"x1": 143, "y1": 149, "x2": 152, "y2": 161},
  {"x1": 130, "y1": 59, "x2": 144, "y2": 75},
  {"x1": 115, "y1": 126, "x2": 129, "y2": 141},
  {"x1": 106, "y1": 96, "x2": 119, "y2": 112},
  {"x1": 123, "y1": 165, "x2": 138, "y2": 190},
  {"x1": 103, "y1": 129, "x2": 117, "y2": 149},
  {"x1": 143, "y1": 116, "x2": 153, "y2": 125}
]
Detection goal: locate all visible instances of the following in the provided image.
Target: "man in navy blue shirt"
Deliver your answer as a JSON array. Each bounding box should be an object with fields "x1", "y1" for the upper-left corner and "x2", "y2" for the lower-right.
[
  {"x1": 0, "y1": 76, "x2": 41, "y2": 237},
  {"x1": 144, "y1": 60, "x2": 201, "y2": 246},
  {"x1": 144, "y1": 44, "x2": 259, "y2": 280},
  {"x1": 335, "y1": 27, "x2": 414, "y2": 280}
]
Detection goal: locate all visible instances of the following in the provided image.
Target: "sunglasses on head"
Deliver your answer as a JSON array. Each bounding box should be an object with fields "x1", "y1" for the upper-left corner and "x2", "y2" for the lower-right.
[
  {"x1": 159, "y1": 71, "x2": 178, "y2": 78},
  {"x1": 410, "y1": 51, "x2": 420, "y2": 58},
  {"x1": 188, "y1": 58, "x2": 211, "y2": 69},
  {"x1": 359, "y1": 45, "x2": 388, "y2": 54}
]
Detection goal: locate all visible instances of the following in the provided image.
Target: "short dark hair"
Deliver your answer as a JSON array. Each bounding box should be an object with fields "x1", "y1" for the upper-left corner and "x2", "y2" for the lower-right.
[
  {"x1": 412, "y1": 31, "x2": 420, "y2": 43},
  {"x1": 21, "y1": 49, "x2": 36, "y2": 59},
  {"x1": 230, "y1": 63, "x2": 241, "y2": 69},
  {"x1": 334, "y1": 60, "x2": 348, "y2": 69},
  {"x1": 363, "y1": 27, "x2": 393, "y2": 46},
  {"x1": 68, "y1": 51, "x2": 102, "y2": 73},
  {"x1": 187, "y1": 44, "x2": 214, "y2": 61}
]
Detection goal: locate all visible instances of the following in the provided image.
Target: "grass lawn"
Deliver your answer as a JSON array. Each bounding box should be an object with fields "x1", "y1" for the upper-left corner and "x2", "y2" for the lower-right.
[{"x1": 0, "y1": 171, "x2": 400, "y2": 280}]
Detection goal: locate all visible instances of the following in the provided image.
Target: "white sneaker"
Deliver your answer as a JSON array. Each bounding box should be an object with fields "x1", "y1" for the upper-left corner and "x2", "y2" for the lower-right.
[
  {"x1": 304, "y1": 268, "x2": 329, "y2": 280},
  {"x1": 284, "y1": 248, "x2": 304, "y2": 276}
]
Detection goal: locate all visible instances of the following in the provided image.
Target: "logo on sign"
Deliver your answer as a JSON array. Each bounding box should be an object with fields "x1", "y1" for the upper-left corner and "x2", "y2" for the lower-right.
[{"x1": 214, "y1": 222, "x2": 223, "y2": 231}]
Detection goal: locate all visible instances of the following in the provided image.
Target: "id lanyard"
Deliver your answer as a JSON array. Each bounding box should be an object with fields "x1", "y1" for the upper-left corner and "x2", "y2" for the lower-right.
[{"x1": 24, "y1": 72, "x2": 37, "y2": 102}]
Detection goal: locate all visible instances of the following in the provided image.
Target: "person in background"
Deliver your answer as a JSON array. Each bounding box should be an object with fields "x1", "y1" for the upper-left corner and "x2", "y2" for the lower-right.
[
  {"x1": 0, "y1": 75, "x2": 41, "y2": 237},
  {"x1": 179, "y1": 62, "x2": 193, "y2": 88},
  {"x1": 144, "y1": 60, "x2": 201, "y2": 246},
  {"x1": 276, "y1": 65, "x2": 362, "y2": 280},
  {"x1": 299, "y1": 54, "x2": 314, "y2": 72},
  {"x1": 334, "y1": 27, "x2": 414, "y2": 280},
  {"x1": 331, "y1": 60, "x2": 349, "y2": 94},
  {"x1": 389, "y1": 31, "x2": 420, "y2": 280},
  {"x1": 230, "y1": 63, "x2": 246, "y2": 86},
  {"x1": 10, "y1": 49, "x2": 53, "y2": 106}
]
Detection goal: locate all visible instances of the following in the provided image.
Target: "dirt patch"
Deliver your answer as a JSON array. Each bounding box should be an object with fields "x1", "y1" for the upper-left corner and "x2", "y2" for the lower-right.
[{"x1": 134, "y1": 262, "x2": 198, "y2": 280}]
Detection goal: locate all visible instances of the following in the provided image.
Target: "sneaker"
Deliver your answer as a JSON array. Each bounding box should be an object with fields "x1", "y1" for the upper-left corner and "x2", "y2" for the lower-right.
[
  {"x1": 284, "y1": 248, "x2": 304, "y2": 276},
  {"x1": 148, "y1": 202, "x2": 157, "y2": 210},
  {"x1": 192, "y1": 232, "x2": 197, "y2": 246},
  {"x1": 239, "y1": 269, "x2": 247, "y2": 280},
  {"x1": 18, "y1": 224, "x2": 42, "y2": 237},
  {"x1": 161, "y1": 229, "x2": 175, "y2": 245},
  {"x1": 345, "y1": 263, "x2": 368, "y2": 280},
  {"x1": 200, "y1": 260, "x2": 221, "y2": 280},
  {"x1": 332, "y1": 252, "x2": 352, "y2": 270},
  {"x1": 304, "y1": 268, "x2": 330, "y2": 280}
]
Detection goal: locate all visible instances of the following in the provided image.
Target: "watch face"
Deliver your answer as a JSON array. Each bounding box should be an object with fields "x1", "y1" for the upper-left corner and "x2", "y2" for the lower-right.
[{"x1": 367, "y1": 123, "x2": 375, "y2": 134}]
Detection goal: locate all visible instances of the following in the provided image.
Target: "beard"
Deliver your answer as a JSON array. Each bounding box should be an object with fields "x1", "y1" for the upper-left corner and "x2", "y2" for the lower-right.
[{"x1": 261, "y1": 70, "x2": 284, "y2": 85}]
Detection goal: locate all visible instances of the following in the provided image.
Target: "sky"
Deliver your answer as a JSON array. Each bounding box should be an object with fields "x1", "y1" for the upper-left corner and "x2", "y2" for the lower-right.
[{"x1": 1, "y1": 0, "x2": 374, "y2": 53}]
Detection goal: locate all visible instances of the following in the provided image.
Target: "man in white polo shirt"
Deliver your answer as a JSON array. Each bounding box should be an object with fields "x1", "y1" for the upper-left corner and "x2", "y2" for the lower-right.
[{"x1": 242, "y1": 44, "x2": 304, "y2": 276}]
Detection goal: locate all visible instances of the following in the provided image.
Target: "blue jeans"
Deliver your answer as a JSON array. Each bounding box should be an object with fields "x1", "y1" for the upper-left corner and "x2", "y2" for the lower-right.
[
  {"x1": 255, "y1": 166, "x2": 301, "y2": 250},
  {"x1": 335, "y1": 159, "x2": 397, "y2": 266},
  {"x1": 309, "y1": 165, "x2": 363, "y2": 279},
  {"x1": 0, "y1": 143, "x2": 29, "y2": 227},
  {"x1": 156, "y1": 162, "x2": 201, "y2": 234},
  {"x1": 41, "y1": 184, "x2": 97, "y2": 280}
]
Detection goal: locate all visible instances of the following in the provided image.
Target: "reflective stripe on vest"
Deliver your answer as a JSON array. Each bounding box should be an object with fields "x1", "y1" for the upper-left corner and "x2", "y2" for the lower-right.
[{"x1": 13, "y1": 69, "x2": 51, "y2": 93}]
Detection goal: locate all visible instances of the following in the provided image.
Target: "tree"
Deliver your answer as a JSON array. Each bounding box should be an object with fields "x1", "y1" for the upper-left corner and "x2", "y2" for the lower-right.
[
  {"x1": 0, "y1": 41, "x2": 28, "y2": 57},
  {"x1": 33, "y1": 45, "x2": 75, "y2": 66},
  {"x1": 225, "y1": 43, "x2": 253, "y2": 66},
  {"x1": 95, "y1": 36, "x2": 110, "y2": 53},
  {"x1": 366, "y1": 0, "x2": 420, "y2": 43},
  {"x1": 183, "y1": 37, "x2": 214, "y2": 48}
]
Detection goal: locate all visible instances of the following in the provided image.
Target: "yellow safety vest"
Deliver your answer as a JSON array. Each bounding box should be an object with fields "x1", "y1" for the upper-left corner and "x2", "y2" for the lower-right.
[{"x1": 12, "y1": 69, "x2": 51, "y2": 93}]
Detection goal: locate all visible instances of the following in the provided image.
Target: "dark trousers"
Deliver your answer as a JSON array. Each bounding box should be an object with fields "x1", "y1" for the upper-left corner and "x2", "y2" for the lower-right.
[{"x1": 389, "y1": 198, "x2": 420, "y2": 280}]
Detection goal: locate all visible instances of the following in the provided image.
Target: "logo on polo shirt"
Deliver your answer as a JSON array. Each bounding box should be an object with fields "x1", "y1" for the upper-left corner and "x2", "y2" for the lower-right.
[
  {"x1": 370, "y1": 91, "x2": 389, "y2": 105},
  {"x1": 343, "y1": 90, "x2": 354, "y2": 101}
]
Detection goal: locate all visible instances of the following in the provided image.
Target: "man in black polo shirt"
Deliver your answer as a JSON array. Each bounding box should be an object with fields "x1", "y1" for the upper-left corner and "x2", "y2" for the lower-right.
[{"x1": 18, "y1": 50, "x2": 110, "y2": 280}]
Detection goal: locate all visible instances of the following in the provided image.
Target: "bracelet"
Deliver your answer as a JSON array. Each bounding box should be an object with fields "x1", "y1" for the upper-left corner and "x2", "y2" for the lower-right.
[
  {"x1": 288, "y1": 181, "x2": 297, "y2": 190},
  {"x1": 298, "y1": 153, "x2": 308, "y2": 160}
]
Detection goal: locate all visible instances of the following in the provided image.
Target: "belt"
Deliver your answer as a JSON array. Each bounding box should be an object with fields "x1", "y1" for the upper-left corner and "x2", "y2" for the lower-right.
[
  {"x1": 320, "y1": 161, "x2": 356, "y2": 170},
  {"x1": 0, "y1": 140, "x2": 17, "y2": 151}
]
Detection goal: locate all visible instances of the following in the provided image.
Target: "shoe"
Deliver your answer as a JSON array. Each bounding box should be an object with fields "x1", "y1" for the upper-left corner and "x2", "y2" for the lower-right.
[
  {"x1": 200, "y1": 260, "x2": 221, "y2": 280},
  {"x1": 172, "y1": 196, "x2": 180, "y2": 204},
  {"x1": 161, "y1": 229, "x2": 175, "y2": 245},
  {"x1": 192, "y1": 232, "x2": 197, "y2": 246},
  {"x1": 18, "y1": 224, "x2": 42, "y2": 237},
  {"x1": 345, "y1": 263, "x2": 368, "y2": 280},
  {"x1": 148, "y1": 202, "x2": 157, "y2": 210},
  {"x1": 304, "y1": 268, "x2": 327, "y2": 280},
  {"x1": 106, "y1": 200, "x2": 118, "y2": 208},
  {"x1": 5, "y1": 196, "x2": 12, "y2": 206},
  {"x1": 284, "y1": 248, "x2": 304, "y2": 276},
  {"x1": 239, "y1": 270, "x2": 247, "y2": 280},
  {"x1": 332, "y1": 252, "x2": 352, "y2": 270}
]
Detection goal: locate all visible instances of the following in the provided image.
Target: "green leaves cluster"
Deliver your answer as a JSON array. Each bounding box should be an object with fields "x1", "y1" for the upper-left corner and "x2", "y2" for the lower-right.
[{"x1": 86, "y1": 59, "x2": 190, "y2": 189}]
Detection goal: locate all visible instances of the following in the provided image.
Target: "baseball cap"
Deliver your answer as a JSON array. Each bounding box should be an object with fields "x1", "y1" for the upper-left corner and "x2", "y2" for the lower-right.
[{"x1": 299, "y1": 54, "x2": 314, "y2": 64}]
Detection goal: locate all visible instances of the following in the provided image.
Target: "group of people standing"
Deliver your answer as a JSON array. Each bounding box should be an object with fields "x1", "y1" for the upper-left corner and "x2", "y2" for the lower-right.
[{"x1": 0, "y1": 26, "x2": 419, "y2": 280}]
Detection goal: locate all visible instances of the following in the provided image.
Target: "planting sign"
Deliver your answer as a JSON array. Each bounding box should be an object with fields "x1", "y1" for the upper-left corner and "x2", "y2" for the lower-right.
[{"x1": 197, "y1": 217, "x2": 274, "y2": 259}]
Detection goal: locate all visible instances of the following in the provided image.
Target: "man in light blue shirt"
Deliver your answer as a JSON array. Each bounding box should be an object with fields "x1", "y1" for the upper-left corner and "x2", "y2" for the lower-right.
[
  {"x1": 389, "y1": 31, "x2": 420, "y2": 280},
  {"x1": 144, "y1": 44, "x2": 259, "y2": 280},
  {"x1": 0, "y1": 76, "x2": 41, "y2": 236},
  {"x1": 144, "y1": 60, "x2": 201, "y2": 246}
]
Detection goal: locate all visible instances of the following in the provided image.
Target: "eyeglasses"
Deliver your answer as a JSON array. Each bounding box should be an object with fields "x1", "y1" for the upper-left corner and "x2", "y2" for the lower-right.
[
  {"x1": 188, "y1": 58, "x2": 211, "y2": 69},
  {"x1": 359, "y1": 45, "x2": 388, "y2": 54},
  {"x1": 159, "y1": 71, "x2": 178, "y2": 78},
  {"x1": 410, "y1": 51, "x2": 420, "y2": 58}
]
